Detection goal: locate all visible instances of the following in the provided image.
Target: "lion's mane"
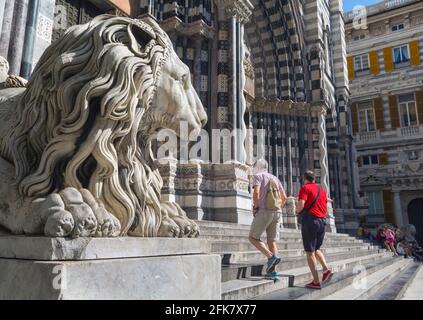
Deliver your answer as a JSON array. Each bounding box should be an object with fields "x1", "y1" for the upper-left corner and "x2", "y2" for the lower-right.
[{"x1": 7, "y1": 15, "x2": 171, "y2": 236}]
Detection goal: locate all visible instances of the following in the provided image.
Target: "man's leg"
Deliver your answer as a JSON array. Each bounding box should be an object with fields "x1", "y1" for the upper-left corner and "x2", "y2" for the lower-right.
[
  {"x1": 306, "y1": 251, "x2": 320, "y2": 283},
  {"x1": 315, "y1": 250, "x2": 329, "y2": 271},
  {"x1": 315, "y1": 220, "x2": 329, "y2": 271},
  {"x1": 249, "y1": 214, "x2": 273, "y2": 258},
  {"x1": 249, "y1": 236, "x2": 273, "y2": 258},
  {"x1": 267, "y1": 240, "x2": 277, "y2": 254},
  {"x1": 266, "y1": 214, "x2": 280, "y2": 255}
]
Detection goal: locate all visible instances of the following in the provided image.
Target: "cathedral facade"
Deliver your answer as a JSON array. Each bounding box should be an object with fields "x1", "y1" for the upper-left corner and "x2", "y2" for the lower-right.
[{"x1": 0, "y1": 0, "x2": 363, "y2": 234}]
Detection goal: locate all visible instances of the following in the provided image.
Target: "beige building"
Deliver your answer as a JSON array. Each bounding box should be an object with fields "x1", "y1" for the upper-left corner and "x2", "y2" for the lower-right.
[{"x1": 346, "y1": 0, "x2": 423, "y2": 244}]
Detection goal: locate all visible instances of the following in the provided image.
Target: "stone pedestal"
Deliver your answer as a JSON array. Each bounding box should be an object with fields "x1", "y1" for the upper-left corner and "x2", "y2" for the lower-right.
[
  {"x1": 285, "y1": 196, "x2": 298, "y2": 230},
  {"x1": 211, "y1": 162, "x2": 252, "y2": 225},
  {"x1": 0, "y1": 237, "x2": 221, "y2": 300},
  {"x1": 176, "y1": 161, "x2": 209, "y2": 220},
  {"x1": 325, "y1": 201, "x2": 337, "y2": 233}
]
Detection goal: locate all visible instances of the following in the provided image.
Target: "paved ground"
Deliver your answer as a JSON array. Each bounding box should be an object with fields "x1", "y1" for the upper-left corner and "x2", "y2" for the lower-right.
[{"x1": 401, "y1": 264, "x2": 423, "y2": 300}]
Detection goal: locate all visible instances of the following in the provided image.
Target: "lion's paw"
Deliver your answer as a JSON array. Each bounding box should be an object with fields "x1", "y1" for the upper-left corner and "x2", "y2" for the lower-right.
[
  {"x1": 44, "y1": 210, "x2": 75, "y2": 237},
  {"x1": 79, "y1": 189, "x2": 121, "y2": 237},
  {"x1": 159, "y1": 202, "x2": 199, "y2": 238},
  {"x1": 32, "y1": 188, "x2": 121, "y2": 238},
  {"x1": 158, "y1": 215, "x2": 181, "y2": 238}
]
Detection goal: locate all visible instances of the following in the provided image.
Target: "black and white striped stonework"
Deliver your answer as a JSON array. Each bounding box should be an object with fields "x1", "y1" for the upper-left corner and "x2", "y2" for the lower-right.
[{"x1": 245, "y1": 0, "x2": 306, "y2": 102}]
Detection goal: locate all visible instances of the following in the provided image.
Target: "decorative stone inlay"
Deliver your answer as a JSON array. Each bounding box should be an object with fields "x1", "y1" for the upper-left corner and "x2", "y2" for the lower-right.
[{"x1": 36, "y1": 14, "x2": 53, "y2": 42}]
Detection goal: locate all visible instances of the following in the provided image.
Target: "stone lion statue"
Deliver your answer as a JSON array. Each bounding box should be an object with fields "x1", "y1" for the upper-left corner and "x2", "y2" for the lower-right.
[{"x1": 0, "y1": 15, "x2": 207, "y2": 238}]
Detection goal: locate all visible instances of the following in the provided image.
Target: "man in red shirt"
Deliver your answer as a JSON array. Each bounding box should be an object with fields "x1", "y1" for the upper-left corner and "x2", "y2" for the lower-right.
[{"x1": 296, "y1": 170, "x2": 333, "y2": 289}]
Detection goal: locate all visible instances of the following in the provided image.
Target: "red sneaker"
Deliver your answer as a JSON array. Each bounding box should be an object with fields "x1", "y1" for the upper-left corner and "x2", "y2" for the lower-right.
[
  {"x1": 322, "y1": 269, "x2": 333, "y2": 284},
  {"x1": 305, "y1": 281, "x2": 321, "y2": 289}
]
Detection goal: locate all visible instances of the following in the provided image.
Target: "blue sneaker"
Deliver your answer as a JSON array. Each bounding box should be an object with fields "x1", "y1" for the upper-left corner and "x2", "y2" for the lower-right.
[
  {"x1": 265, "y1": 271, "x2": 280, "y2": 278},
  {"x1": 266, "y1": 254, "x2": 281, "y2": 273}
]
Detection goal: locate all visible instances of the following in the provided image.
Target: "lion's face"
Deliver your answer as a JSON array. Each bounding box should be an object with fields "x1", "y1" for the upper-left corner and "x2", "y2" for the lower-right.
[{"x1": 150, "y1": 49, "x2": 207, "y2": 136}]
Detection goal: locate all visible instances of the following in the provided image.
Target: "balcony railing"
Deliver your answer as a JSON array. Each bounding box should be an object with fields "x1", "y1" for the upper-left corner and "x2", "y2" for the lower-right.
[
  {"x1": 358, "y1": 131, "x2": 378, "y2": 141},
  {"x1": 355, "y1": 125, "x2": 423, "y2": 143},
  {"x1": 399, "y1": 125, "x2": 422, "y2": 137}
]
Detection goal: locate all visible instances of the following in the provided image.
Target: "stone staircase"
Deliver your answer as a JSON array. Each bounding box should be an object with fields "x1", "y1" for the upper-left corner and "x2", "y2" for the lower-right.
[{"x1": 196, "y1": 220, "x2": 421, "y2": 300}]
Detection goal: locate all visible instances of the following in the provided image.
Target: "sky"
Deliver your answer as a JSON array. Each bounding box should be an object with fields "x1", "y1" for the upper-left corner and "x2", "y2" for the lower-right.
[{"x1": 343, "y1": 0, "x2": 382, "y2": 11}]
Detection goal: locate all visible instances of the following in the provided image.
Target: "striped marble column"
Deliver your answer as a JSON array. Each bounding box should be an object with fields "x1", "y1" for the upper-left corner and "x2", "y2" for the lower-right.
[{"x1": 216, "y1": 17, "x2": 229, "y2": 128}]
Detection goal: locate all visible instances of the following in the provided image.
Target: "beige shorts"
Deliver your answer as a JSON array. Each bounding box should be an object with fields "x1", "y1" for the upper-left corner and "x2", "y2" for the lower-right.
[{"x1": 249, "y1": 211, "x2": 281, "y2": 241}]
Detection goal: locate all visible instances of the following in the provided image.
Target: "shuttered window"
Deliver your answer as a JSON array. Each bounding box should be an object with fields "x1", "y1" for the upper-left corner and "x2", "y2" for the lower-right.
[
  {"x1": 357, "y1": 101, "x2": 376, "y2": 132},
  {"x1": 354, "y1": 54, "x2": 370, "y2": 71},
  {"x1": 409, "y1": 40, "x2": 421, "y2": 66},
  {"x1": 369, "y1": 51, "x2": 379, "y2": 75},
  {"x1": 351, "y1": 102, "x2": 359, "y2": 133},
  {"x1": 347, "y1": 56, "x2": 355, "y2": 80},
  {"x1": 416, "y1": 90, "x2": 423, "y2": 125},
  {"x1": 389, "y1": 95, "x2": 400, "y2": 128},
  {"x1": 398, "y1": 93, "x2": 418, "y2": 127},
  {"x1": 384, "y1": 47, "x2": 394, "y2": 72},
  {"x1": 374, "y1": 97, "x2": 384, "y2": 130},
  {"x1": 393, "y1": 45, "x2": 410, "y2": 64},
  {"x1": 379, "y1": 153, "x2": 389, "y2": 165}
]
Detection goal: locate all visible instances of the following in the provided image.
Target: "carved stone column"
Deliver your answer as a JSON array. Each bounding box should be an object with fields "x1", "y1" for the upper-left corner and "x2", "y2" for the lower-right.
[
  {"x1": 215, "y1": 0, "x2": 252, "y2": 163},
  {"x1": 285, "y1": 196, "x2": 298, "y2": 230},
  {"x1": 313, "y1": 104, "x2": 337, "y2": 233}
]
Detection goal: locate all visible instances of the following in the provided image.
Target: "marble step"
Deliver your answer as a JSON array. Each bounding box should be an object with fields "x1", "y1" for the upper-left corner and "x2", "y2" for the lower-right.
[
  {"x1": 211, "y1": 240, "x2": 369, "y2": 253},
  {"x1": 221, "y1": 248, "x2": 385, "y2": 282},
  {"x1": 200, "y1": 233, "x2": 364, "y2": 243},
  {"x1": 198, "y1": 226, "x2": 352, "y2": 239},
  {"x1": 369, "y1": 261, "x2": 421, "y2": 300},
  {"x1": 219, "y1": 245, "x2": 383, "y2": 264},
  {"x1": 400, "y1": 263, "x2": 423, "y2": 300},
  {"x1": 322, "y1": 258, "x2": 413, "y2": 300},
  {"x1": 252, "y1": 255, "x2": 398, "y2": 300},
  {"x1": 196, "y1": 220, "x2": 350, "y2": 238},
  {"x1": 222, "y1": 252, "x2": 393, "y2": 300}
]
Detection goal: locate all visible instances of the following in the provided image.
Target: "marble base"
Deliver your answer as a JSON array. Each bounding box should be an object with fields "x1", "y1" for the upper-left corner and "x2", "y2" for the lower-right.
[
  {"x1": 326, "y1": 202, "x2": 337, "y2": 233},
  {"x1": 0, "y1": 237, "x2": 221, "y2": 300}
]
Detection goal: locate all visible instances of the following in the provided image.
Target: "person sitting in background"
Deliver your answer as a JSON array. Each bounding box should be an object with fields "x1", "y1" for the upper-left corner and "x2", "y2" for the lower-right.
[
  {"x1": 396, "y1": 240, "x2": 414, "y2": 259},
  {"x1": 357, "y1": 225, "x2": 364, "y2": 239},
  {"x1": 375, "y1": 229, "x2": 385, "y2": 247},
  {"x1": 383, "y1": 227, "x2": 398, "y2": 257},
  {"x1": 363, "y1": 227, "x2": 374, "y2": 242}
]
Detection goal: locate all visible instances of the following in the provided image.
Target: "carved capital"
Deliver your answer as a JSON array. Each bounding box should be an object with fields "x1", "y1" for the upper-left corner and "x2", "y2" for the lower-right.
[
  {"x1": 215, "y1": 0, "x2": 253, "y2": 24},
  {"x1": 310, "y1": 103, "x2": 328, "y2": 117}
]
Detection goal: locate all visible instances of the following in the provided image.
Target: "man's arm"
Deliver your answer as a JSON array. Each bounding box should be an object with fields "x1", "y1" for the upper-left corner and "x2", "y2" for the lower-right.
[
  {"x1": 280, "y1": 188, "x2": 287, "y2": 208},
  {"x1": 296, "y1": 200, "x2": 305, "y2": 214},
  {"x1": 253, "y1": 186, "x2": 260, "y2": 210}
]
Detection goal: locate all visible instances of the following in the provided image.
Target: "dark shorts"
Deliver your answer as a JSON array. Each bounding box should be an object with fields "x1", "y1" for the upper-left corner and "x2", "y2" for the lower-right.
[{"x1": 301, "y1": 214, "x2": 326, "y2": 253}]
